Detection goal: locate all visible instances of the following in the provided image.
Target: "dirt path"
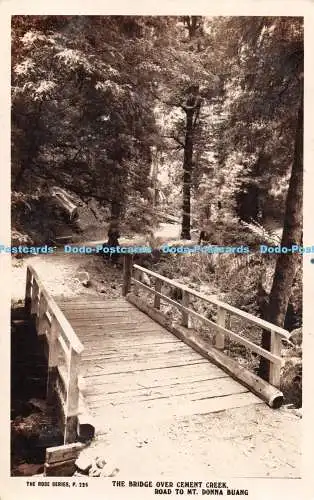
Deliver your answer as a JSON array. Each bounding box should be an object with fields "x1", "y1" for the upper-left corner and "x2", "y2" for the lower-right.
[{"x1": 11, "y1": 252, "x2": 301, "y2": 478}]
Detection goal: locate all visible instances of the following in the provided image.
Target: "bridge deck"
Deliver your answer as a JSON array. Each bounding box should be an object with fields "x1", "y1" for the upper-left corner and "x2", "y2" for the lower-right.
[{"x1": 57, "y1": 297, "x2": 262, "y2": 435}]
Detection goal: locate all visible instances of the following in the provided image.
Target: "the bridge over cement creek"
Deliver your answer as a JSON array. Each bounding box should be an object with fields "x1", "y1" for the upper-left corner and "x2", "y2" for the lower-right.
[{"x1": 24, "y1": 254, "x2": 291, "y2": 451}]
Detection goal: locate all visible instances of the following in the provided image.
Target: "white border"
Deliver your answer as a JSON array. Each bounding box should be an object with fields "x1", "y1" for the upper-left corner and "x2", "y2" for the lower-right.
[{"x1": 1, "y1": 2, "x2": 313, "y2": 499}]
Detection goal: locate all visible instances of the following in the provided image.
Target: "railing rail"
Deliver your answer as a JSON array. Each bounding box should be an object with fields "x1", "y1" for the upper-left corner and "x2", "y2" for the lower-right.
[
  {"x1": 25, "y1": 265, "x2": 84, "y2": 443},
  {"x1": 122, "y1": 256, "x2": 290, "y2": 389}
]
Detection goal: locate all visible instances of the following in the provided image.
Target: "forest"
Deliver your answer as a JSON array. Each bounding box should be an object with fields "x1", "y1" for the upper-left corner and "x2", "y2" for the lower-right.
[{"x1": 11, "y1": 16, "x2": 303, "y2": 404}]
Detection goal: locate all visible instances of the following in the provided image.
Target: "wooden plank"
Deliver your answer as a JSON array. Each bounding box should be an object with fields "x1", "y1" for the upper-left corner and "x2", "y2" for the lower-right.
[
  {"x1": 81, "y1": 358, "x2": 205, "y2": 374},
  {"x1": 81, "y1": 372, "x2": 228, "y2": 393},
  {"x1": 81, "y1": 348, "x2": 203, "y2": 364},
  {"x1": 90, "y1": 392, "x2": 262, "y2": 423},
  {"x1": 62, "y1": 311, "x2": 146, "y2": 319},
  {"x1": 67, "y1": 320, "x2": 157, "y2": 327},
  {"x1": 60, "y1": 304, "x2": 135, "y2": 312},
  {"x1": 46, "y1": 443, "x2": 85, "y2": 464},
  {"x1": 81, "y1": 343, "x2": 193, "y2": 358},
  {"x1": 84, "y1": 360, "x2": 208, "y2": 377},
  {"x1": 85, "y1": 376, "x2": 248, "y2": 405},
  {"x1": 44, "y1": 460, "x2": 76, "y2": 477},
  {"x1": 81, "y1": 343, "x2": 183, "y2": 353},
  {"x1": 79, "y1": 334, "x2": 175, "y2": 344},
  {"x1": 81, "y1": 349, "x2": 193, "y2": 363},
  {"x1": 82, "y1": 361, "x2": 226, "y2": 385},
  {"x1": 60, "y1": 299, "x2": 128, "y2": 305},
  {"x1": 75, "y1": 323, "x2": 168, "y2": 332},
  {"x1": 82, "y1": 339, "x2": 181, "y2": 348}
]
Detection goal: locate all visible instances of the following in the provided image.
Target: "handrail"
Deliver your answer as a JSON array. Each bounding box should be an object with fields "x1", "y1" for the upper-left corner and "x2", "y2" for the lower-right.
[
  {"x1": 25, "y1": 264, "x2": 84, "y2": 443},
  {"x1": 122, "y1": 255, "x2": 289, "y2": 389},
  {"x1": 132, "y1": 263, "x2": 290, "y2": 340},
  {"x1": 27, "y1": 265, "x2": 84, "y2": 354}
]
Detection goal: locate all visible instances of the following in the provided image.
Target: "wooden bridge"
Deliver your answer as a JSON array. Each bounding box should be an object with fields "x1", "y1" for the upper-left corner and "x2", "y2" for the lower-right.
[{"x1": 24, "y1": 256, "x2": 291, "y2": 445}]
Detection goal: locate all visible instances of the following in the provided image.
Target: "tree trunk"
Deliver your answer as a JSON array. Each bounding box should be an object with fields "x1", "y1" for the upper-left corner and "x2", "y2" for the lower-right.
[
  {"x1": 181, "y1": 110, "x2": 194, "y2": 239},
  {"x1": 259, "y1": 86, "x2": 303, "y2": 380}
]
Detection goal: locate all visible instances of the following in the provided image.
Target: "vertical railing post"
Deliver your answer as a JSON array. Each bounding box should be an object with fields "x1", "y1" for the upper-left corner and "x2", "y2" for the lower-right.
[
  {"x1": 182, "y1": 290, "x2": 189, "y2": 327},
  {"x1": 122, "y1": 254, "x2": 133, "y2": 296},
  {"x1": 36, "y1": 293, "x2": 46, "y2": 335},
  {"x1": 269, "y1": 331, "x2": 281, "y2": 388},
  {"x1": 31, "y1": 279, "x2": 39, "y2": 316},
  {"x1": 154, "y1": 278, "x2": 161, "y2": 309},
  {"x1": 25, "y1": 267, "x2": 32, "y2": 316},
  {"x1": 46, "y1": 317, "x2": 59, "y2": 404},
  {"x1": 215, "y1": 306, "x2": 226, "y2": 350},
  {"x1": 64, "y1": 348, "x2": 80, "y2": 444}
]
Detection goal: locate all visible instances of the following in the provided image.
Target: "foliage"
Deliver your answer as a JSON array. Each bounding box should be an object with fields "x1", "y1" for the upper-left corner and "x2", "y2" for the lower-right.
[
  {"x1": 193, "y1": 17, "x2": 303, "y2": 227},
  {"x1": 12, "y1": 16, "x2": 167, "y2": 231}
]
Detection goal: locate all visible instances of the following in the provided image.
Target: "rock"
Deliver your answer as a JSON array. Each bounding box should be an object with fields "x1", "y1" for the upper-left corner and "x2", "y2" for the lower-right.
[
  {"x1": 75, "y1": 271, "x2": 90, "y2": 287},
  {"x1": 100, "y1": 465, "x2": 120, "y2": 477},
  {"x1": 89, "y1": 465, "x2": 101, "y2": 477},
  {"x1": 14, "y1": 463, "x2": 43, "y2": 476},
  {"x1": 75, "y1": 450, "x2": 94, "y2": 472},
  {"x1": 28, "y1": 398, "x2": 47, "y2": 413},
  {"x1": 290, "y1": 328, "x2": 302, "y2": 346},
  {"x1": 95, "y1": 457, "x2": 107, "y2": 469},
  {"x1": 294, "y1": 408, "x2": 302, "y2": 418},
  {"x1": 281, "y1": 359, "x2": 302, "y2": 408},
  {"x1": 99, "y1": 287, "x2": 106, "y2": 293}
]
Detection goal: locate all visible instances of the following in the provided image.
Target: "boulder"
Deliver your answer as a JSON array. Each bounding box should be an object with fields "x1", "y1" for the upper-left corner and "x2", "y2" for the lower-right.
[
  {"x1": 75, "y1": 450, "x2": 94, "y2": 473},
  {"x1": 75, "y1": 271, "x2": 90, "y2": 287}
]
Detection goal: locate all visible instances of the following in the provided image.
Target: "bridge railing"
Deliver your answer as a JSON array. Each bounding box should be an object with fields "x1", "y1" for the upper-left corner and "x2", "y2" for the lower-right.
[
  {"x1": 122, "y1": 256, "x2": 290, "y2": 390},
  {"x1": 25, "y1": 265, "x2": 84, "y2": 443}
]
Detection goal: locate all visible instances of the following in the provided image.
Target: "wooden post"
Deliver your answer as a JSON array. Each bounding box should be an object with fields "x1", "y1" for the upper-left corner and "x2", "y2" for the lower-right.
[
  {"x1": 36, "y1": 293, "x2": 46, "y2": 335},
  {"x1": 25, "y1": 267, "x2": 32, "y2": 316},
  {"x1": 122, "y1": 254, "x2": 133, "y2": 296},
  {"x1": 154, "y1": 279, "x2": 162, "y2": 309},
  {"x1": 215, "y1": 306, "x2": 226, "y2": 350},
  {"x1": 64, "y1": 348, "x2": 80, "y2": 444},
  {"x1": 47, "y1": 317, "x2": 59, "y2": 404},
  {"x1": 269, "y1": 331, "x2": 281, "y2": 388},
  {"x1": 182, "y1": 290, "x2": 189, "y2": 327},
  {"x1": 31, "y1": 279, "x2": 39, "y2": 316},
  {"x1": 44, "y1": 443, "x2": 85, "y2": 477}
]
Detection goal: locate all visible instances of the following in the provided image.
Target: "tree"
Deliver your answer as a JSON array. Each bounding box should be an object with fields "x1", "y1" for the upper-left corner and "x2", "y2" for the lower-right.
[
  {"x1": 180, "y1": 83, "x2": 202, "y2": 239},
  {"x1": 259, "y1": 81, "x2": 303, "y2": 379},
  {"x1": 11, "y1": 16, "x2": 164, "y2": 233}
]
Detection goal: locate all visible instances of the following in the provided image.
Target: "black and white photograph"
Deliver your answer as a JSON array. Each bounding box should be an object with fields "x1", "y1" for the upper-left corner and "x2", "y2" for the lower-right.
[{"x1": 7, "y1": 11, "x2": 309, "y2": 497}]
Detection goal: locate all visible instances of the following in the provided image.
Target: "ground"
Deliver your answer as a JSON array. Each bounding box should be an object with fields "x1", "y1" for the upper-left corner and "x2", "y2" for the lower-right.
[{"x1": 11, "y1": 248, "x2": 301, "y2": 478}]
